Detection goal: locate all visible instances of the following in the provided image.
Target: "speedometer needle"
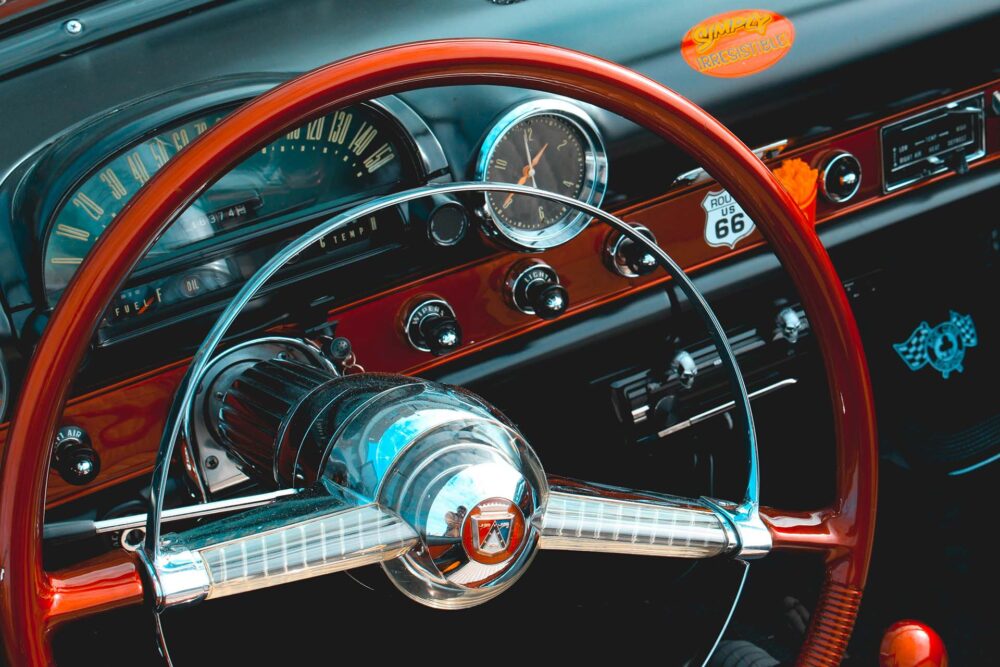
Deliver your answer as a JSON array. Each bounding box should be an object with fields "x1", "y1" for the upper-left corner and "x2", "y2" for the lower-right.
[{"x1": 503, "y1": 141, "x2": 549, "y2": 208}]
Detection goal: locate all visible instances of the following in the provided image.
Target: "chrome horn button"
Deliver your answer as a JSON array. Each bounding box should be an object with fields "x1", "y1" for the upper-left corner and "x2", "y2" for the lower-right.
[{"x1": 364, "y1": 383, "x2": 545, "y2": 609}]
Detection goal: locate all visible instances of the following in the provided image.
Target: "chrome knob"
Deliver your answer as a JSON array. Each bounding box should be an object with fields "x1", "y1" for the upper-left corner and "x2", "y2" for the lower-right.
[
  {"x1": 605, "y1": 224, "x2": 658, "y2": 277},
  {"x1": 820, "y1": 152, "x2": 862, "y2": 203}
]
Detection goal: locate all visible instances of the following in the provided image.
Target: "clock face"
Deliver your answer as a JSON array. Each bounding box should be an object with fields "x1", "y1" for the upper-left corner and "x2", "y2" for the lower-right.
[
  {"x1": 483, "y1": 114, "x2": 587, "y2": 232},
  {"x1": 476, "y1": 101, "x2": 607, "y2": 250}
]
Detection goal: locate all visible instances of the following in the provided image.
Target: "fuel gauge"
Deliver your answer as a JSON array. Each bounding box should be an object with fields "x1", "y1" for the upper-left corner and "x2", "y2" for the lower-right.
[
  {"x1": 107, "y1": 285, "x2": 166, "y2": 324},
  {"x1": 102, "y1": 260, "x2": 237, "y2": 333}
]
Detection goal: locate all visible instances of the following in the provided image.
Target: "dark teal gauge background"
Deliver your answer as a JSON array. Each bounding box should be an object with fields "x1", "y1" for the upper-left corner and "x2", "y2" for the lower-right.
[{"x1": 43, "y1": 103, "x2": 407, "y2": 300}]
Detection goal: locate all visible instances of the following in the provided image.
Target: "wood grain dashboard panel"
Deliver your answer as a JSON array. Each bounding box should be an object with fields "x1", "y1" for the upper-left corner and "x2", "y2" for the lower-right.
[{"x1": 4, "y1": 77, "x2": 999, "y2": 508}]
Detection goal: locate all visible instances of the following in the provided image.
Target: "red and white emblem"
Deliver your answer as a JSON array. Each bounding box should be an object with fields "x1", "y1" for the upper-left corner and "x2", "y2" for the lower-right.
[{"x1": 461, "y1": 498, "x2": 526, "y2": 565}]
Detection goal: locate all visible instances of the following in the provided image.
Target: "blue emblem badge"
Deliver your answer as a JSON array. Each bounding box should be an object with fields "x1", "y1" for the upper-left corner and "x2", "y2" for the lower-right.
[{"x1": 893, "y1": 311, "x2": 978, "y2": 379}]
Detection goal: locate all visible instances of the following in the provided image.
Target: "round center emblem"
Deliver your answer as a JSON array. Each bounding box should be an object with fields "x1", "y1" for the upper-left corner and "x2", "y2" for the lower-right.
[{"x1": 461, "y1": 497, "x2": 526, "y2": 565}]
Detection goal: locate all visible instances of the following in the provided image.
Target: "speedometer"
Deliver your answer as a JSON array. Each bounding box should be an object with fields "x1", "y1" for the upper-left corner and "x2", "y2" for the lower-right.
[
  {"x1": 475, "y1": 99, "x2": 607, "y2": 250},
  {"x1": 43, "y1": 103, "x2": 410, "y2": 300}
]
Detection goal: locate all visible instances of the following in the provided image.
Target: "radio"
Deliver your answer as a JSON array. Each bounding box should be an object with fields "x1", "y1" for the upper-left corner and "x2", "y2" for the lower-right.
[{"x1": 880, "y1": 93, "x2": 985, "y2": 192}]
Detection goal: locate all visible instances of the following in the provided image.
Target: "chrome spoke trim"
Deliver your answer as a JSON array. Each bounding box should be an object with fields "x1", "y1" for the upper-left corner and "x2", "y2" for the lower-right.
[
  {"x1": 538, "y1": 490, "x2": 733, "y2": 559},
  {"x1": 538, "y1": 478, "x2": 770, "y2": 559},
  {"x1": 147, "y1": 491, "x2": 418, "y2": 609}
]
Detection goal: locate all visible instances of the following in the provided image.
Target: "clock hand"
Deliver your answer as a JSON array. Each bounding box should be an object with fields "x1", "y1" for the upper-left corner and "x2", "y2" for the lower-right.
[
  {"x1": 523, "y1": 131, "x2": 538, "y2": 188},
  {"x1": 502, "y1": 142, "x2": 550, "y2": 207}
]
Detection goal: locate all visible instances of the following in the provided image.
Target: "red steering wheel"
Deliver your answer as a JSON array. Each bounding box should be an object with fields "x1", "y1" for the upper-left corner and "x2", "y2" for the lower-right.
[{"x1": 0, "y1": 39, "x2": 876, "y2": 666}]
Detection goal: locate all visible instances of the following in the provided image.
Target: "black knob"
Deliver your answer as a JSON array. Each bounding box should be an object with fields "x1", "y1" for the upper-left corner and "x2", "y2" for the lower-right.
[
  {"x1": 525, "y1": 281, "x2": 569, "y2": 320},
  {"x1": 52, "y1": 425, "x2": 100, "y2": 485},
  {"x1": 426, "y1": 203, "x2": 469, "y2": 247},
  {"x1": 323, "y1": 336, "x2": 353, "y2": 363},
  {"x1": 405, "y1": 299, "x2": 462, "y2": 355},
  {"x1": 946, "y1": 151, "x2": 969, "y2": 176},
  {"x1": 508, "y1": 263, "x2": 569, "y2": 320},
  {"x1": 421, "y1": 315, "x2": 462, "y2": 355}
]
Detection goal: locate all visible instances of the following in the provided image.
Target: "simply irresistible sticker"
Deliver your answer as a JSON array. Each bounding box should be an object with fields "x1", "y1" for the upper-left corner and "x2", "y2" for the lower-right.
[{"x1": 682, "y1": 9, "x2": 795, "y2": 78}]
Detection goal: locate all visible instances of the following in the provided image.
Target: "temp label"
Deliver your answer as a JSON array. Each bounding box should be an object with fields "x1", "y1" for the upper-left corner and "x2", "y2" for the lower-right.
[{"x1": 701, "y1": 189, "x2": 755, "y2": 248}]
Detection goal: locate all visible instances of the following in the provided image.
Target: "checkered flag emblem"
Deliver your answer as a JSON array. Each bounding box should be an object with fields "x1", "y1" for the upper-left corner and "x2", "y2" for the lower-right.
[
  {"x1": 893, "y1": 311, "x2": 978, "y2": 378},
  {"x1": 950, "y1": 310, "x2": 978, "y2": 347},
  {"x1": 893, "y1": 322, "x2": 933, "y2": 371}
]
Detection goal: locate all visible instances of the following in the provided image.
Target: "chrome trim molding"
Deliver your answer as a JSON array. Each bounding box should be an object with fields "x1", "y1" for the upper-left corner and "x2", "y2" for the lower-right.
[
  {"x1": 673, "y1": 139, "x2": 788, "y2": 187},
  {"x1": 657, "y1": 378, "x2": 798, "y2": 438}
]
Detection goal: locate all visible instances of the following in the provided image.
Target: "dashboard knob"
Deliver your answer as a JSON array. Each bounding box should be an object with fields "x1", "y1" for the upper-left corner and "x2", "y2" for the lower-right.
[
  {"x1": 776, "y1": 307, "x2": 804, "y2": 344},
  {"x1": 820, "y1": 151, "x2": 862, "y2": 203},
  {"x1": 508, "y1": 262, "x2": 569, "y2": 320},
  {"x1": 526, "y1": 281, "x2": 569, "y2": 320},
  {"x1": 52, "y1": 425, "x2": 100, "y2": 485},
  {"x1": 671, "y1": 350, "x2": 698, "y2": 390},
  {"x1": 605, "y1": 224, "x2": 658, "y2": 277},
  {"x1": 426, "y1": 202, "x2": 469, "y2": 247},
  {"x1": 405, "y1": 298, "x2": 462, "y2": 355}
]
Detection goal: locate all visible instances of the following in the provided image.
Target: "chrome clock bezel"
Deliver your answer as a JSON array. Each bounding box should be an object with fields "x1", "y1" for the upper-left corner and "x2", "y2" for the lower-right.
[{"x1": 474, "y1": 99, "x2": 608, "y2": 250}]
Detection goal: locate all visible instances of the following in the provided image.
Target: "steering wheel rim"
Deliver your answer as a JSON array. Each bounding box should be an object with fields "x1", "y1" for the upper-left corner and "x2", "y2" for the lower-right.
[{"x1": 0, "y1": 39, "x2": 877, "y2": 666}]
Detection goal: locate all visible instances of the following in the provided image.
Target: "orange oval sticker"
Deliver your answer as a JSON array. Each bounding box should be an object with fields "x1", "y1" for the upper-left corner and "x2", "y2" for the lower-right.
[{"x1": 682, "y1": 9, "x2": 795, "y2": 78}]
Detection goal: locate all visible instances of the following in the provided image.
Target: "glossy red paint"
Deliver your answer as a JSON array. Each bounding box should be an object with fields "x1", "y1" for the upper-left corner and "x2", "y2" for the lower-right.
[
  {"x1": 0, "y1": 40, "x2": 878, "y2": 665},
  {"x1": 43, "y1": 551, "x2": 145, "y2": 628},
  {"x1": 879, "y1": 620, "x2": 949, "y2": 667},
  {"x1": 0, "y1": 78, "x2": 993, "y2": 511}
]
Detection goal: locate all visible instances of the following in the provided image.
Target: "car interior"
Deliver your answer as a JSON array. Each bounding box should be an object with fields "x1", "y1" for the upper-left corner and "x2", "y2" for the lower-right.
[{"x1": 0, "y1": 1, "x2": 996, "y2": 665}]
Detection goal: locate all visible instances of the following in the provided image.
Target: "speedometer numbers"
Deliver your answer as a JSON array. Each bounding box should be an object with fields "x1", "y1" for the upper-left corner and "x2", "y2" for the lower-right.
[
  {"x1": 43, "y1": 104, "x2": 407, "y2": 301},
  {"x1": 475, "y1": 100, "x2": 607, "y2": 250}
]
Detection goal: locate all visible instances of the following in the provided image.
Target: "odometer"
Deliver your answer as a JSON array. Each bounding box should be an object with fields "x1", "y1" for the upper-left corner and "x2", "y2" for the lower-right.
[
  {"x1": 43, "y1": 103, "x2": 410, "y2": 300},
  {"x1": 475, "y1": 99, "x2": 607, "y2": 250}
]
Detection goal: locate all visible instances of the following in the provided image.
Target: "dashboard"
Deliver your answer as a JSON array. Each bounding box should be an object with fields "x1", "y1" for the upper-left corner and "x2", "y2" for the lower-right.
[
  {"x1": 0, "y1": 0, "x2": 997, "y2": 511},
  {"x1": 0, "y1": 3, "x2": 998, "y2": 665}
]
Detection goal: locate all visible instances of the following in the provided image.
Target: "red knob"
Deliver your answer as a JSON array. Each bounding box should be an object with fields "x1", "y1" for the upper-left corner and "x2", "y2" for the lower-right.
[{"x1": 879, "y1": 620, "x2": 949, "y2": 667}]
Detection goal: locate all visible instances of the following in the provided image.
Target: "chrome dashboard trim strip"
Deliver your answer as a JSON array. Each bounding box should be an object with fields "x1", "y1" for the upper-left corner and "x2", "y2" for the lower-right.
[{"x1": 657, "y1": 378, "x2": 798, "y2": 439}]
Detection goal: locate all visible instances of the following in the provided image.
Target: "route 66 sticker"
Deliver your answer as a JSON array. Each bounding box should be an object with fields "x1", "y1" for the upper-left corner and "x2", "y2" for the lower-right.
[{"x1": 702, "y1": 189, "x2": 755, "y2": 248}]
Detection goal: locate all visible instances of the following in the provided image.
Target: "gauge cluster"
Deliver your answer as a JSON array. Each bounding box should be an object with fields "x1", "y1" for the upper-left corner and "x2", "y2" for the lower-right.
[
  {"x1": 44, "y1": 103, "x2": 407, "y2": 294},
  {"x1": 0, "y1": 79, "x2": 614, "y2": 401},
  {"x1": 40, "y1": 100, "x2": 419, "y2": 339}
]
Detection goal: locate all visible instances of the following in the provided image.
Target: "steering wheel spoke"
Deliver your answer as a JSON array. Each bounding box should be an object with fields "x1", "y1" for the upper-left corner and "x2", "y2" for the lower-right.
[
  {"x1": 149, "y1": 489, "x2": 417, "y2": 608},
  {"x1": 539, "y1": 477, "x2": 738, "y2": 558}
]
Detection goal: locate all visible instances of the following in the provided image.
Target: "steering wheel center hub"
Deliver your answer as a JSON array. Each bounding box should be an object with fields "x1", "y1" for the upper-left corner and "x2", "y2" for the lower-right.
[{"x1": 209, "y1": 365, "x2": 547, "y2": 607}]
